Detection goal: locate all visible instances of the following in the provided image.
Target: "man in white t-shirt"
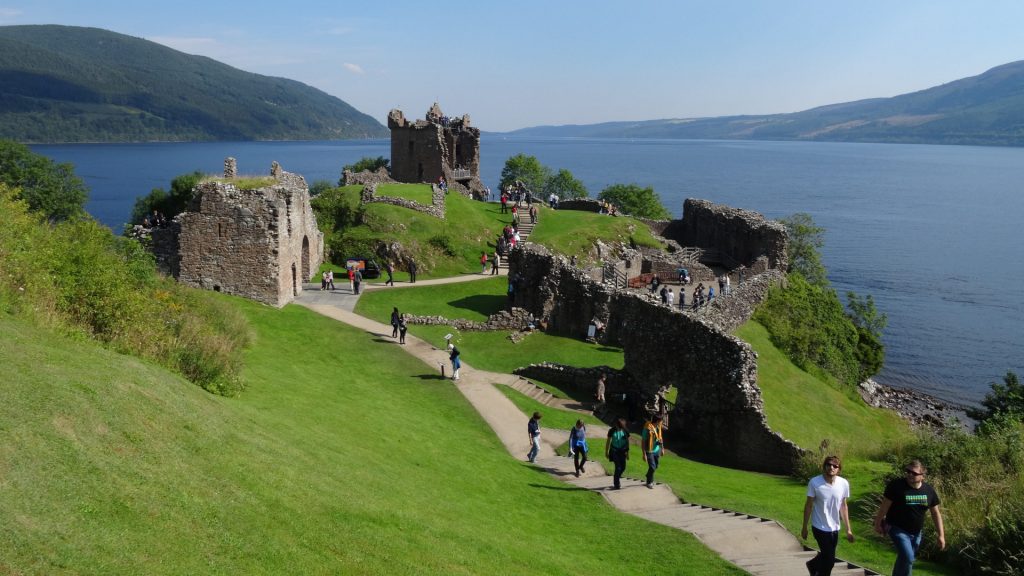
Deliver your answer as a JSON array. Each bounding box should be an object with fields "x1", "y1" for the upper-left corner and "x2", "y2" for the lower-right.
[{"x1": 801, "y1": 455, "x2": 854, "y2": 576}]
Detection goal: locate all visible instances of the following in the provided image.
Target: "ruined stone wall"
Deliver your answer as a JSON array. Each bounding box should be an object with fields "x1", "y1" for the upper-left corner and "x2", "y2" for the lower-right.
[
  {"x1": 173, "y1": 170, "x2": 323, "y2": 307},
  {"x1": 387, "y1": 105, "x2": 484, "y2": 198},
  {"x1": 360, "y1": 183, "x2": 446, "y2": 219},
  {"x1": 661, "y1": 199, "x2": 788, "y2": 270},
  {"x1": 342, "y1": 167, "x2": 396, "y2": 187},
  {"x1": 557, "y1": 198, "x2": 603, "y2": 212},
  {"x1": 509, "y1": 243, "x2": 803, "y2": 473}
]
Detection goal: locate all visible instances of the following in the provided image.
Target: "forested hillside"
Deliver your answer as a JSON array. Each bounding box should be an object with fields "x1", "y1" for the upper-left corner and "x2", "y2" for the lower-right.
[
  {"x1": 505, "y1": 61, "x2": 1024, "y2": 146},
  {"x1": 0, "y1": 25, "x2": 387, "y2": 143}
]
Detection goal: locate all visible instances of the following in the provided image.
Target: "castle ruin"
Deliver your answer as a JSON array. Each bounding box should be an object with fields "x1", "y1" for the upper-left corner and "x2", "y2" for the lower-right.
[
  {"x1": 388, "y1": 103, "x2": 488, "y2": 198},
  {"x1": 151, "y1": 160, "x2": 324, "y2": 308}
]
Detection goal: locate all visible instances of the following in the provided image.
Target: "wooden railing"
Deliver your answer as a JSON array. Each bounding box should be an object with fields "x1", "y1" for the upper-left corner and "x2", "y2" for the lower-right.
[{"x1": 450, "y1": 168, "x2": 471, "y2": 180}]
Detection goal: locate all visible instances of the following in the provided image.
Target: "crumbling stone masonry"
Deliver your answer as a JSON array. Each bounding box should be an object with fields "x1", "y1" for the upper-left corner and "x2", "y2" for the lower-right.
[
  {"x1": 152, "y1": 162, "x2": 324, "y2": 308},
  {"x1": 661, "y1": 198, "x2": 788, "y2": 271},
  {"x1": 388, "y1": 103, "x2": 488, "y2": 199},
  {"x1": 508, "y1": 243, "x2": 803, "y2": 474}
]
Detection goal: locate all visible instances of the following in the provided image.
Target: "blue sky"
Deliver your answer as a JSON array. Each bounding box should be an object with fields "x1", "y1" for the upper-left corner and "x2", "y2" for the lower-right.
[{"x1": 3, "y1": 1, "x2": 1023, "y2": 131}]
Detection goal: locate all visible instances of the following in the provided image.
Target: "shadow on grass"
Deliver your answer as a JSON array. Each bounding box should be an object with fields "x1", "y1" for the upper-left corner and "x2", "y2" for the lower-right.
[
  {"x1": 448, "y1": 294, "x2": 506, "y2": 317},
  {"x1": 415, "y1": 374, "x2": 449, "y2": 381},
  {"x1": 526, "y1": 483, "x2": 588, "y2": 492}
]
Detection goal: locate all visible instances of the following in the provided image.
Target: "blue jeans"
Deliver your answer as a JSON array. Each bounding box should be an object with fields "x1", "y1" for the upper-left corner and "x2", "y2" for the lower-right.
[
  {"x1": 527, "y1": 436, "x2": 540, "y2": 462},
  {"x1": 889, "y1": 525, "x2": 923, "y2": 576},
  {"x1": 645, "y1": 451, "x2": 660, "y2": 485}
]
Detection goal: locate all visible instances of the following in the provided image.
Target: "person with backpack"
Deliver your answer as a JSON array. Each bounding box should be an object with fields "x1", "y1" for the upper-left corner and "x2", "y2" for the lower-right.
[
  {"x1": 569, "y1": 420, "x2": 589, "y2": 477},
  {"x1": 642, "y1": 414, "x2": 664, "y2": 488},
  {"x1": 605, "y1": 418, "x2": 630, "y2": 490},
  {"x1": 398, "y1": 315, "x2": 408, "y2": 345}
]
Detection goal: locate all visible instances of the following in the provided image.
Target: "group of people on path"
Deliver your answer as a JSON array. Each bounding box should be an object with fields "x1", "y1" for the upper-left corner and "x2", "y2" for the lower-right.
[{"x1": 527, "y1": 401, "x2": 943, "y2": 576}]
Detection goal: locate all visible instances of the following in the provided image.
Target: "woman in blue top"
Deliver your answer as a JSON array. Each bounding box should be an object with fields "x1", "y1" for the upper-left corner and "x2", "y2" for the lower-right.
[{"x1": 569, "y1": 420, "x2": 588, "y2": 477}]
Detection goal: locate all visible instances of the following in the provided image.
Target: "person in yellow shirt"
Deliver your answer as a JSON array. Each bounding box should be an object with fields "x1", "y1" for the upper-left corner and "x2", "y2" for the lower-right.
[{"x1": 641, "y1": 414, "x2": 664, "y2": 488}]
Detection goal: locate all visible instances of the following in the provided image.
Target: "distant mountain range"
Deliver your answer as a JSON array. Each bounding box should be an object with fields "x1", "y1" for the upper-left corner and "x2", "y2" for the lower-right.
[
  {"x1": 0, "y1": 25, "x2": 387, "y2": 143},
  {"x1": 503, "y1": 61, "x2": 1024, "y2": 146}
]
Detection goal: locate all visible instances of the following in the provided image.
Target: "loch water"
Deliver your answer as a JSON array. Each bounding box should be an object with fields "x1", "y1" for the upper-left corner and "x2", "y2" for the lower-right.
[{"x1": 32, "y1": 137, "x2": 1024, "y2": 406}]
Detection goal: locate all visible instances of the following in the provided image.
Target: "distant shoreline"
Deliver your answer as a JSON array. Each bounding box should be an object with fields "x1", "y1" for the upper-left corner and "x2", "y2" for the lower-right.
[{"x1": 859, "y1": 378, "x2": 971, "y2": 430}]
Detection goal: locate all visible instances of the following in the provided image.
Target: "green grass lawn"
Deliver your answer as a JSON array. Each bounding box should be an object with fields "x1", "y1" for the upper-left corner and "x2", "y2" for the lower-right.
[
  {"x1": 497, "y1": 385, "x2": 605, "y2": 431},
  {"x1": 0, "y1": 303, "x2": 742, "y2": 575},
  {"x1": 356, "y1": 276, "x2": 508, "y2": 322},
  {"x1": 377, "y1": 183, "x2": 434, "y2": 205},
  {"x1": 527, "y1": 207, "x2": 664, "y2": 265},
  {"x1": 734, "y1": 321, "x2": 914, "y2": 456}
]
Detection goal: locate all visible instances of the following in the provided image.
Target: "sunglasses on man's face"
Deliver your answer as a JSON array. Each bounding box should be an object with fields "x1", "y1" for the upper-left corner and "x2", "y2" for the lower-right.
[
  {"x1": 825, "y1": 463, "x2": 840, "y2": 469},
  {"x1": 905, "y1": 469, "x2": 924, "y2": 477}
]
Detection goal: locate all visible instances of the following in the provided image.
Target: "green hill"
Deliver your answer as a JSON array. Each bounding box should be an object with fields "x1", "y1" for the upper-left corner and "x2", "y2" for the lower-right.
[
  {"x1": 504, "y1": 60, "x2": 1024, "y2": 146},
  {"x1": 0, "y1": 303, "x2": 742, "y2": 574},
  {"x1": 0, "y1": 25, "x2": 387, "y2": 143}
]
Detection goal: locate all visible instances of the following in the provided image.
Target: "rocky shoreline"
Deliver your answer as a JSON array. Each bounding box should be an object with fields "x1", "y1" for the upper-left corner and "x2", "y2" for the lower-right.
[{"x1": 858, "y1": 379, "x2": 971, "y2": 430}]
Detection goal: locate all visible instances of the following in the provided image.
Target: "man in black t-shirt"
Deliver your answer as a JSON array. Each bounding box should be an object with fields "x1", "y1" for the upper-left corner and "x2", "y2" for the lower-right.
[{"x1": 873, "y1": 460, "x2": 946, "y2": 576}]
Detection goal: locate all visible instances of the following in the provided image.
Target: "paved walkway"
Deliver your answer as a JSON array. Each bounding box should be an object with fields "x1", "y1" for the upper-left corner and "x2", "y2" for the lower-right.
[{"x1": 294, "y1": 283, "x2": 875, "y2": 576}]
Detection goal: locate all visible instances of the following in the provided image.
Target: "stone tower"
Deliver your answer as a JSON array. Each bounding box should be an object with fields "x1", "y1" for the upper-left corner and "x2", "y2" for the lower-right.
[{"x1": 387, "y1": 103, "x2": 487, "y2": 198}]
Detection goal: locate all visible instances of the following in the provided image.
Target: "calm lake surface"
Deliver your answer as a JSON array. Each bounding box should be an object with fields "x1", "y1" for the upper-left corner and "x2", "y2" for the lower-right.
[{"x1": 32, "y1": 137, "x2": 1024, "y2": 406}]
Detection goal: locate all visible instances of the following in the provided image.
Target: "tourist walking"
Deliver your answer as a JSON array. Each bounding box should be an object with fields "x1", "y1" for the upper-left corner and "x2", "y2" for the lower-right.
[
  {"x1": 385, "y1": 261, "x2": 395, "y2": 286},
  {"x1": 347, "y1": 267, "x2": 355, "y2": 292},
  {"x1": 390, "y1": 307, "x2": 401, "y2": 338},
  {"x1": 605, "y1": 418, "x2": 630, "y2": 490},
  {"x1": 408, "y1": 258, "x2": 417, "y2": 283},
  {"x1": 321, "y1": 270, "x2": 328, "y2": 291},
  {"x1": 641, "y1": 414, "x2": 664, "y2": 488},
  {"x1": 873, "y1": 460, "x2": 945, "y2": 576},
  {"x1": 480, "y1": 251, "x2": 488, "y2": 274},
  {"x1": 527, "y1": 412, "x2": 542, "y2": 463},
  {"x1": 448, "y1": 342, "x2": 461, "y2": 381},
  {"x1": 802, "y1": 456, "x2": 854, "y2": 576},
  {"x1": 500, "y1": 191, "x2": 508, "y2": 213},
  {"x1": 353, "y1": 268, "x2": 363, "y2": 294},
  {"x1": 327, "y1": 270, "x2": 335, "y2": 290},
  {"x1": 569, "y1": 420, "x2": 588, "y2": 477},
  {"x1": 398, "y1": 315, "x2": 407, "y2": 344},
  {"x1": 491, "y1": 251, "x2": 500, "y2": 275}
]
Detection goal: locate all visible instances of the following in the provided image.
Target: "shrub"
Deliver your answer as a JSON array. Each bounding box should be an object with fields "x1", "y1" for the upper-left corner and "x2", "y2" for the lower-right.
[
  {"x1": 597, "y1": 183, "x2": 671, "y2": 219},
  {"x1": 429, "y1": 234, "x2": 457, "y2": 257},
  {"x1": 0, "y1": 139, "x2": 88, "y2": 222}
]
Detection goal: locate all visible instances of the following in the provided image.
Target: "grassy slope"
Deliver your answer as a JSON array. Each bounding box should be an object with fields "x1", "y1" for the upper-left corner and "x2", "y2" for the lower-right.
[
  {"x1": 376, "y1": 183, "x2": 434, "y2": 205},
  {"x1": 526, "y1": 208, "x2": 663, "y2": 265},
  {"x1": 0, "y1": 304, "x2": 740, "y2": 575},
  {"x1": 734, "y1": 321, "x2": 913, "y2": 455},
  {"x1": 355, "y1": 279, "x2": 625, "y2": 373}
]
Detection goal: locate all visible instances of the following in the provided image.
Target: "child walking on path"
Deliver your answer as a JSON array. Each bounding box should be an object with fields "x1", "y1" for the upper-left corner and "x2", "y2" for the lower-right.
[{"x1": 569, "y1": 420, "x2": 588, "y2": 477}]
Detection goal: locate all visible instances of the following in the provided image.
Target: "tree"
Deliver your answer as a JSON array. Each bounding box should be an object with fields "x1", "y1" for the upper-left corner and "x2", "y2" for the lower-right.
[
  {"x1": 0, "y1": 139, "x2": 88, "y2": 221},
  {"x1": 544, "y1": 168, "x2": 588, "y2": 199},
  {"x1": 597, "y1": 184, "x2": 671, "y2": 219},
  {"x1": 780, "y1": 213, "x2": 828, "y2": 286},
  {"x1": 130, "y1": 170, "x2": 203, "y2": 224},
  {"x1": 968, "y1": 372, "x2": 1024, "y2": 424},
  {"x1": 846, "y1": 291, "x2": 888, "y2": 381},
  {"x1": 499, "y1": 154, "x2": 550, "y2": 194}
]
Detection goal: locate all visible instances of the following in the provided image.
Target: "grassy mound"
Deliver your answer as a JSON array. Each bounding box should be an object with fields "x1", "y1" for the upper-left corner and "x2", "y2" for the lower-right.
[
  {"x1": 735, "y1": 320, "x2": 913, "y2": 455},
  {"x1": 527, "y1": 208, "x2": 663, "y2": 264},
  {"x1": 0, "y1": 301, "x2": 741, "y2": 574}
]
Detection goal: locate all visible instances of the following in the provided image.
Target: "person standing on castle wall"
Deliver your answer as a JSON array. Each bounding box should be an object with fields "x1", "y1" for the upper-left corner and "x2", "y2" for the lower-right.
[
  {"x1": 718, "y1": 275, "x2": 725, "y2": 297},
  {"x1": 491, "y1": 251, "x2": 500, "y2": 275},
  {"x1": 391, "y1": 307, "x2": 401, "y2": 338},
  {"x1": 385, "y1": 261, "x2": 395, "y2": 286},
  {"x1": 408, "y1": 258, "x2": 417, "y2": 283},
  {"x1": 659, "y1": 285, "x2": 668, "y2": 304},
  {"x1": 605, "y1": 418, "x2": 630, "y2": 490},
  {"x1": 666, "y1": 288, "x2": 674, "y2": 308},
  {"x1": 724, "y1": 274, "x2": 731, "y2": 296},
  {"x1": 802, "y1": 455, "x2": 854, "y2": 576},
  {"x1": 708, "y1": 285, "x2": 715, "y2": 302},
  {"x1": 679, "y1": 288, "x2": 686, "y2": 310},
  {"x1": 641, "y1": 414, "x2": 664, "y2": 489},
  {"x1": 353, "y1": 268, "x2": 363, "y2": 294},
  {"x1": 480, "y1": 251, "x2": 488, "y2": 274}
]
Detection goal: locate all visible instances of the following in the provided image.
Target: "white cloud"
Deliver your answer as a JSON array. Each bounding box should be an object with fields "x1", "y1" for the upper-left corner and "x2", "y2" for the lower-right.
[
  {"x1": 343, "y1": 62, "x2": 365, "y2": 75},
  {"x1": 327, "y1": 26, "x2": 353, "y2": 36},
  {"x1": 0, "y1": 7, "x2": 23, "y2": 23}
]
